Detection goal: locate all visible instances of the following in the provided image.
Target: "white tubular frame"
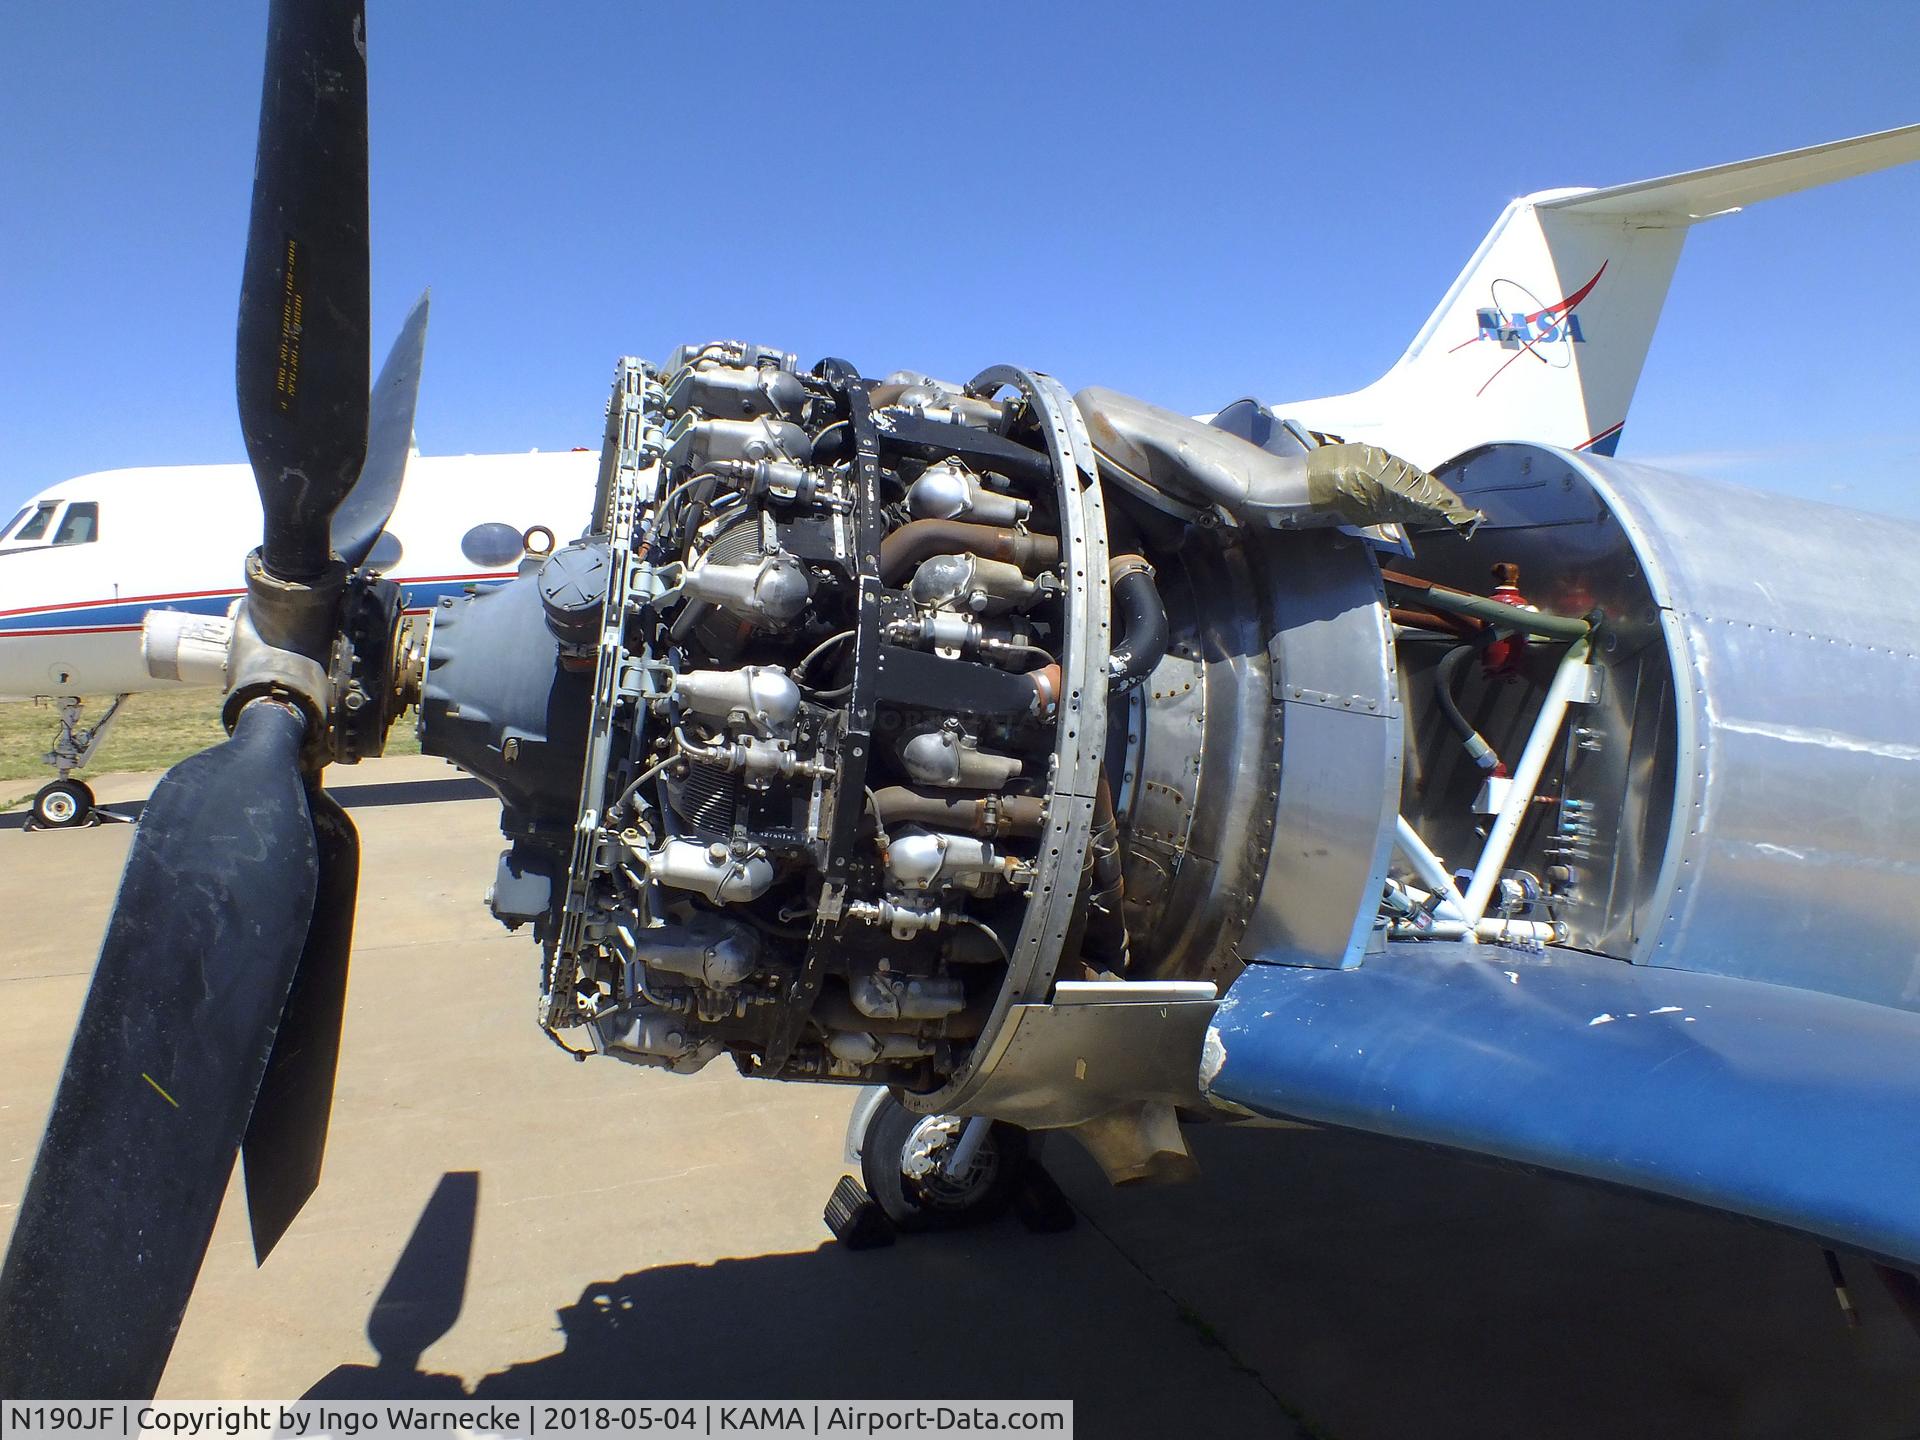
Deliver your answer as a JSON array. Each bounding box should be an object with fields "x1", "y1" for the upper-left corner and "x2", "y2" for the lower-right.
[
  {"x1": 1459, "y1": 638, "x2": 1592, "y2": 925},
  {"x1": 1394, "y1": 815, "x2": 1469, "y2": 919},
  {"x1": 1391, "y1": 637, "x2": 1592, "y2": 941}
]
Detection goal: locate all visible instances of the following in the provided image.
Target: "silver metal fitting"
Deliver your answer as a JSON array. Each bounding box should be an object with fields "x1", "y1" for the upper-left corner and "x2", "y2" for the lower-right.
[
  {"x1": 847, "y1": 897, "x2": 947, "y2": 939},
  {"x1": 907, "y1": 553, "x2": 1044, "y2": 614},
  {"x1": 671, "y1": 665, "x2": 802, "y2": 735},
  {"x1": 901, "y1": 726, "x2": 1023, "y2": 789},
  {"x1": 682, "y1": 550, "x2": 811, "y2": 626},
  {"x1": 907, "y1": 462, "x2": 1031, "y2": 527},
  {"x1": 885, "y1": 830, "x2": 1015, "y2": 892},
  {"x1": 143, "y1": 603, "x2": 241, "y2": 688},
  {"x1": 849, "y1": 971, "x2": 967, "y2": 1021},
  {"x1": 632, "y1": 836, "x2": 775, "y2": 904}
]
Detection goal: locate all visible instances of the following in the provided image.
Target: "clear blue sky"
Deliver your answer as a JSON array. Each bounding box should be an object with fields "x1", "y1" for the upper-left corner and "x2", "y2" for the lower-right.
[{"x1": 4, "y1": 2, "x2": 1917, "y2": 517}]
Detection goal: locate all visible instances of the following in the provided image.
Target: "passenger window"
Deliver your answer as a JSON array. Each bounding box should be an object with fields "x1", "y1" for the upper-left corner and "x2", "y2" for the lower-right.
[
  {"x1": 366, "y1": 531, "x2": 403, "y2": 571},
  {"x1": 461, "y1": 521, "x2": 525, "y2": 567},
  {"x1": 13, "y1": 503, "x2": 57, "y2": 541},
  {"x1": 53, "y1": 502, "x2": 99, "y2": 545}
]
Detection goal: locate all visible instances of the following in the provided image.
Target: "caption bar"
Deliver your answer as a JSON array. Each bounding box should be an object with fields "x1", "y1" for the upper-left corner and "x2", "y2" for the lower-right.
[{"x1": 2, "y1": 1404, "x2": 1070, "y2": 1440}]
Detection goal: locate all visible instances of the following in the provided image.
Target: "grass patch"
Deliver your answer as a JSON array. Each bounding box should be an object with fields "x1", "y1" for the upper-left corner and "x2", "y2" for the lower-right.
[{"x1": 0, "y1": 690, "x2": 420, "y2": 809}]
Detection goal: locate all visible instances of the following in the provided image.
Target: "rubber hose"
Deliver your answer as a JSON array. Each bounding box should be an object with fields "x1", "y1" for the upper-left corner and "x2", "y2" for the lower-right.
[
  {"x1": 1436, "y1": 643, "x2": 1500, "y2": 771},
  {"x1": 1108, "y1": 555, "x2": 1169, "y2": 684},
  {"x1": 1382, "y1": 568, "x2": 1590, "y2": 640}
]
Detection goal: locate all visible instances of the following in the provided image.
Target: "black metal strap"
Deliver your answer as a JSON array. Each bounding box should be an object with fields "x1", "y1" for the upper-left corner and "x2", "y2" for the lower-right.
[{"x1": 763, "y1": 380, "x2": 885, "y2": 1073}]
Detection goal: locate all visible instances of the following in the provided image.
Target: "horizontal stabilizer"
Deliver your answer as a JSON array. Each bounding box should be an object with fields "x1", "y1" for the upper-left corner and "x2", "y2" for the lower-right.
[
  {"x1": 1206, "y1": 944, "x2": 1920, "y2": 1267},
  {"x1": 1538, "y1": 122, "x2": 1920, "y2": 222}
]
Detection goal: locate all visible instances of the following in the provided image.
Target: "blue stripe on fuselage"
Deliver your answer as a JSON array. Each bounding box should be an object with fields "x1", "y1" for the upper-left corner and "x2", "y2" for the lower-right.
[{"x1": 0, "y1": 576, "x2": 511, "y2": 636}]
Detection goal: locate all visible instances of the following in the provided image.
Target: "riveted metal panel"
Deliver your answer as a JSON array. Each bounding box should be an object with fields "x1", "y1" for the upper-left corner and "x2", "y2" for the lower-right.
[
  {"x1": 1238, "y1": 530, "x2": 1401, "y2": 969},
  {"x1": 957, "y1": 980, "x2": 1220, "y2": 1128},
  {"x1": 1574, "y1": 453, "x2": 1920, "y2": 1009}
]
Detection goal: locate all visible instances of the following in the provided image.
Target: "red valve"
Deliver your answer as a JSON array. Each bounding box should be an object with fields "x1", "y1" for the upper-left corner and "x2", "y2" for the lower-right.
[{"x1": 1481, "y1": 561, "x2": 1531, "y2": 676}]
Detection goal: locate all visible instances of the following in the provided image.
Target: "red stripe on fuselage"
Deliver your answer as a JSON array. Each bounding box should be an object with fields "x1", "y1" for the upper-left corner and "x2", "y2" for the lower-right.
[
  {"x1": 0, "y1": 623, "x2": 145, "y2": 638},
  {"x1": 0, "y1": 571, "x2": 513, "y2": 621}
]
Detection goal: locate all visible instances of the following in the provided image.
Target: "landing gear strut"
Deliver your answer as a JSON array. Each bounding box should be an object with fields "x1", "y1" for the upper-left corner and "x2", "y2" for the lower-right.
[
  {"x1": 861, "y1": 1099, "x2": 1030, "y2": 1231},
  {"x1": 827, "y1": 1091, "x2": 1076, "y2": 1245},
  {"x1": 26, "y1": 695, "x2": 130, "y2": 830}
]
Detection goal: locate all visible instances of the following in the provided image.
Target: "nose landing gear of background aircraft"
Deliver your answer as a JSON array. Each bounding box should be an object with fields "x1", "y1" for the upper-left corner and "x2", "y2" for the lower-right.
[
  {"x1": 827, "y1": 1091, "x2": 1076, "y2": 1249},
  {"x1": 24, "y1": 694, "x2": 133, "y2": 830}
]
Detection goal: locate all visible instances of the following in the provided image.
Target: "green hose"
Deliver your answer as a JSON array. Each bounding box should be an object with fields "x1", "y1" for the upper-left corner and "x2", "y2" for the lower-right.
[{"x1": 1384, "y1": 573, "x2": 1591, "y2": 640}]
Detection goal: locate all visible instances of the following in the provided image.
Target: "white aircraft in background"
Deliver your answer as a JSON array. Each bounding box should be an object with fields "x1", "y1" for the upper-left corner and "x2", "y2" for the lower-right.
[
  {"x1": 3, "y1": 122, "x2": 1915, "y2": 828},
  {"x1": 0, "y1": 450, "x2": 597, "y2": 825}
]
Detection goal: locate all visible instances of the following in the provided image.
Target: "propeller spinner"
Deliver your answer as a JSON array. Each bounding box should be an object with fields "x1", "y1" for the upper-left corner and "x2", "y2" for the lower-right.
[{"x1": 0, "y1": 0, "x2": 425, "y2": 1399}]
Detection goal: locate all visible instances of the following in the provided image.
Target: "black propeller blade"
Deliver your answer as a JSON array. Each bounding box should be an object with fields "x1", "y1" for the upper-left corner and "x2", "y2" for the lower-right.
[
  {"x1": 0, "y1": 0, "x2": 424, "y2": 1397},
  {"x1": 244, "y1": 287, "x2": 430, "y2": 1248},
  {"x1": 237, "y1": 0, "x2": 371, "y2": 584},
  {"x1": 334, "y1": 290, "x2": 430, "y2": 572},
  {"x1": 242, "y1": 790, "x2": 361, "y2": 1260},
  {"x1": 0, "y1": 701, "x2": 319, "y2": 1399}
]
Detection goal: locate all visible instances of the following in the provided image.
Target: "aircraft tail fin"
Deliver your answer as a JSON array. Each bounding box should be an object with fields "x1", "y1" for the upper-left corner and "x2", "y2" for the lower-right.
[{"x1": 1274, "y1": 124, "x2": 1920, "y2": 469}]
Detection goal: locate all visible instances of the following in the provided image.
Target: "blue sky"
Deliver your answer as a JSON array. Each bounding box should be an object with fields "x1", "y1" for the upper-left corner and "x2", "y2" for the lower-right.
[{"x1": 3, "y1": 1, "x2": 1917, "y2": 518}]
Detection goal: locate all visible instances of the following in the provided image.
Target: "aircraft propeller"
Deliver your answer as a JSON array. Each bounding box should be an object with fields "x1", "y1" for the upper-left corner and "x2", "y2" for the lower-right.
[{"x1": 0, "y1": 0, "x2": 421, "y2": 1399}]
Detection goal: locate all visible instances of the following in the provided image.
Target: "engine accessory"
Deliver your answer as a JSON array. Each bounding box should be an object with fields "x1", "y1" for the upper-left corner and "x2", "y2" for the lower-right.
[
  {"x1": 1480, "y1": 561, "x2": 1532, "y2": 675},
  {"x1": 907, "y1": 462, "x2": 1033, "y2": 527},
  {"x1": 900, "y1": 725, "x2": 1023, "y2": 789}
]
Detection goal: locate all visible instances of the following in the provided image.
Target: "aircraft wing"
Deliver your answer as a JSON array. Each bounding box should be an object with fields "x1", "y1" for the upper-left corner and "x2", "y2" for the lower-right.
[{"x1": 1204, "y1": 942, "x2": 1920, "y2": 1268}]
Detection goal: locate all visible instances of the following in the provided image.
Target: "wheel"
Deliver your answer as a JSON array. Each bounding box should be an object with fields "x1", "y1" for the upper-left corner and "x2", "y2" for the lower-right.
[
  {"x1": 33, "y1": 779, "x2": 94, "y2": 829},
  {"x1": 859, "y1": 1095, "x2": 1028, "y2": 1232}
]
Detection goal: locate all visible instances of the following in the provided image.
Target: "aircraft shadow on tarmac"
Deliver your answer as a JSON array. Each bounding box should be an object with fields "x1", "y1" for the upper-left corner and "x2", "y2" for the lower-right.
[{"x1": 299, "y1": 1127, "x2": 1920, "y2": 1440}]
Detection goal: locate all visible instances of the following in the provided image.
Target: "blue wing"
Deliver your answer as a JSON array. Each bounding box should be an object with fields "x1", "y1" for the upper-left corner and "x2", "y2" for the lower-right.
[{"x1": 1206, "y1": 942, "x2": 1920, "y2": 1266}]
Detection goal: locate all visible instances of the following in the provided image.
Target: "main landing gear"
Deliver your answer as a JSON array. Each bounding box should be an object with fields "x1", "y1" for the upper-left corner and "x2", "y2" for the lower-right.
[
  {"x1": 826, "y1": 1091, "x2": 1076, "y2": 1248},
  {"x1": 25, "y1": 695, "x2": 131, "y2": 830}
]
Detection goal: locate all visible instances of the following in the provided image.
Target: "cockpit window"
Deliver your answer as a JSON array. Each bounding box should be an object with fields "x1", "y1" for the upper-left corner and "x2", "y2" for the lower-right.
[
  {"x1": 12, "y1": 503, "x2": 57, "y2": 542},
  {"x1": 53, "y1": 502, "x2": 98, "y2": 545},
  {"x1": 1, "y1": 506, "x2": 29, "y2": 540}
]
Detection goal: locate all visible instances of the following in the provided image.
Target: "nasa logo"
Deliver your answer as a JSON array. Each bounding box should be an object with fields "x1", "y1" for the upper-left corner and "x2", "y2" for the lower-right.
[
  {"x1": 1475, "y1": 307, "x2": 1588, "y2": 348},
  {"x1": 1451, "y1": 260, "x2": 1609, "y2": 395}
]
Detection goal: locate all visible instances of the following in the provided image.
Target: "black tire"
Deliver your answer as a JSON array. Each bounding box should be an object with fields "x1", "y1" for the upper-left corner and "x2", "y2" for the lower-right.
[
  {"x1": 32, "y1": 779, "x2": 93, "y2": 829},
  {"x1": 859, "y1": 1095, "x2": 1028, "y2": 1232}
]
